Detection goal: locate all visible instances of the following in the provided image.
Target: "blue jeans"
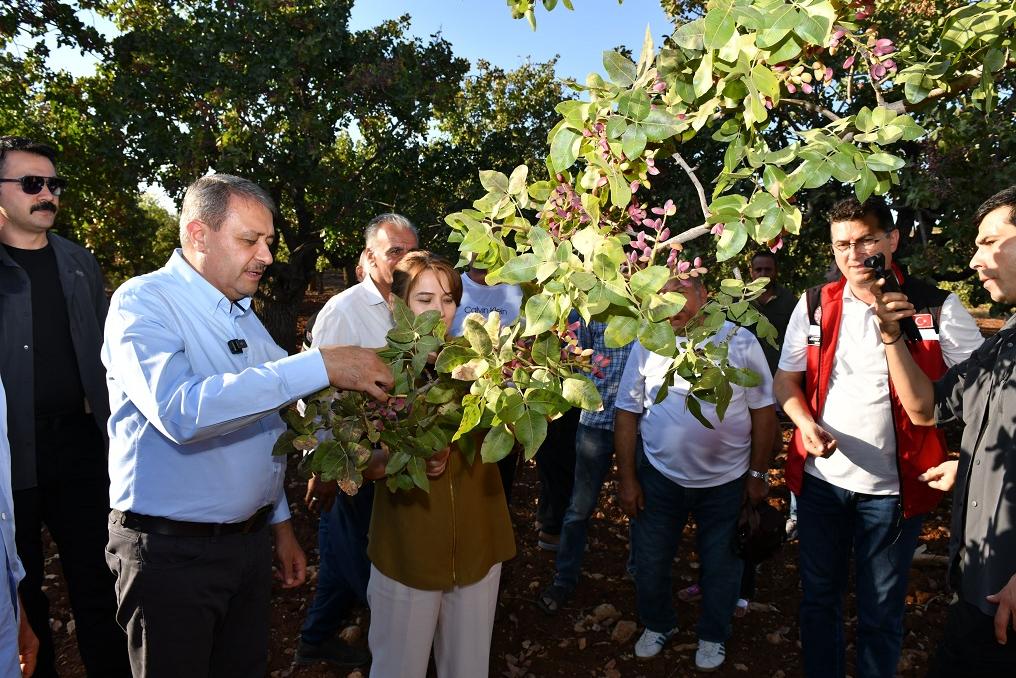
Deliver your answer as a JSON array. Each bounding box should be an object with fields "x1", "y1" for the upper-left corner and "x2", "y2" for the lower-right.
[
  {"x1": 552, "y1": 424, "x2": 615, "y2": 592},
  {"x1": 300, "y1": 482, "x2": 374, "y2": 645},
  {"x1": 797, "y1": 473, "x2": 923, "y2": 678},
  {"x1": 633, "y1": 456, "x2": 744, "y2": 642}
]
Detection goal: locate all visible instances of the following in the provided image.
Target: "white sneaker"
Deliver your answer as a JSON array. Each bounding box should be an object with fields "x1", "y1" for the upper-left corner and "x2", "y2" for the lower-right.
[
  {"x1": 695, "y1": 640, "x2": 725, "y2": 671},
  {"x1": 634, "y1": 627, "x2": 676, "y2": 659}
]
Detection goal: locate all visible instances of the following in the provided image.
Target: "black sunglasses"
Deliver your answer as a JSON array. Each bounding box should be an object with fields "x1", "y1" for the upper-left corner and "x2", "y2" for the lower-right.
[{"x1": 0, "y1": 175, "x2": 68, "y2": 196}]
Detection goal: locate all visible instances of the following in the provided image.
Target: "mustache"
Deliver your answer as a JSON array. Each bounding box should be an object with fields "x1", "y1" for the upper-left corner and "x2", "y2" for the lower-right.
[{"x1": 30, "y1": 201, "x2": 58, "y2": 214}]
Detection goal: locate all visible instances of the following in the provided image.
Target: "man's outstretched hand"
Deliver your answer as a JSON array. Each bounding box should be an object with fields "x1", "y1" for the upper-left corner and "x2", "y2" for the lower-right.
[{"x1": 319, "y1": 345, "x2": 394, "y2": 401}]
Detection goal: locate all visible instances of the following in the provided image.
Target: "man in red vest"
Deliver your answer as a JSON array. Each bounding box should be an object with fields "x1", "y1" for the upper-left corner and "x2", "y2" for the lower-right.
[{"x1": 773, "y1": 196, "x2": 983, "y2": 677}]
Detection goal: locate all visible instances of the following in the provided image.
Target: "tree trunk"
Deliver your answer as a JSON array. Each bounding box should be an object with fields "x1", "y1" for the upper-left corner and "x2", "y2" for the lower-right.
[{"x1": 254, "y1": 240, "x2": 321, "y2": 352}]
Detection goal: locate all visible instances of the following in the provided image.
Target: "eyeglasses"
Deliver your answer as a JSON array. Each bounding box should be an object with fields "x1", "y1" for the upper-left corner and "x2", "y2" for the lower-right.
[
  {"x1": 0, "y1": 176, "x2": 67, "y2": 196},
  {"x1": 831, "y1": 237, "x2": 882, "y2": 254}
]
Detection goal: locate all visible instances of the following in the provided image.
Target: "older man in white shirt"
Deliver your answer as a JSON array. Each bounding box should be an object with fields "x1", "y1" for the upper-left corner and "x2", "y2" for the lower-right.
[{"x1": 297, "y1": 213, "x2": 418, "y2": 667}]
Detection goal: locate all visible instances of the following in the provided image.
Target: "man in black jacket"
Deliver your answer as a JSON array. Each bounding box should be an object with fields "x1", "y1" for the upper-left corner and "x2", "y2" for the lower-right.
[{"x1": 0, "y1": 136, "x2": 129, "y2": 677}]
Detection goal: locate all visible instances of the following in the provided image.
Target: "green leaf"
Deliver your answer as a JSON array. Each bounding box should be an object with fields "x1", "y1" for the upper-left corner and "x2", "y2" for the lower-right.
[
  {"x1": 435, "y1": 345, "x2": 478, "y2": 373},
  {"x1": 716, "y1": 221, "x2": 748, "y2": 262},
  {"x1": 479, "y1": 170, "x2": 509, "y2": 193},
  {"x1": 497, "y1": 253, "x2": 541, "y2": 284},
  {"x1": 407, "y1": 457, "x2": 429, "y2": 492},
  {"x1": 693, "y1": 52, "x2": 714, "y2": 98},
  {"x1": 607, "y1": 172, "x2": 632, "y2": 208},
  {"x1": 507, "y1": 165, "x2": 529, "y2": 195},
  {"x1": 462, "y1": 317, "x2": 494, "y2": 355},
  {"x1": 703, "y1": 0, "x2": 736, "y2": 50},
  {"x1": 452, "y1": 395, "x2": 482, "y2": 442},
  {"x1": 762, "y1": 165, "x2": 787, "y2": 197},
  {"x1": 855, "y1": 167, "x2": 877, "y2": 202},
  {"x1": 794, "y1": 12, "x2": 830, "y2": 45},
  {"x1": 273, "y1": 430, "x2": 298, "y2": 456},
  {"x1": 496, "y1": 389, "x2": 527, "y2": 424},
  {"x1": 673, "y1": 18, "x2": 705, "y2": 51},
  {"x1": 550, "y1": 127, "x2": 581, "y2": 172},
  {"x1": 529, "y1": 226, "x2": 555, "y2": 260},
  {"x1": 755, "y1": 4, "x2": 798, "y2": 49},
  {"x1": 750, "y1": 63, "x2": 779, "y2": 98},
  {"x1": 630, "y1": 265, "x2": 671, "y2": 298},
  {"x1": 764, "y1": 33, "x2": 802, "y2": 63},
  {"x1": 480, "y1": 425, "x2": 515, "y2": 463},
  {"x1": 522, "y1": 294, "x2": 558, "y2": 336},
  {"x1": 621, "y1": 124, "x2": 648, "y2": 160},
  {"x1": 686, "y1": 395, "x2": 715, "y2": 429},
  {"x1": 514, "y1": 409, "x2": 548, "y2": 460},
  {"x1": 606, "y1": 115, "x2": 628, "y2": 140},
  {"x1": 605, "y1": 314, "x2": 639, "y2": 347},
  {"x1": 638, "y1": 319, "x2": 677, "y2": 355},
  {"x1": 640, "y1": 108, "x2": 683, "y2": 142},
  {"x1": 603, "y1": 50, "x2": 637, "y2": 87},
  {"x1": 617, "y1": 90, "x2": 651, "y2": 121},
  {"x1": 865, "y1": 152, "x2": 905, "y2": 172},
  {"x1": 562, "y1": 375, "x2": 604, "y2": 411}
]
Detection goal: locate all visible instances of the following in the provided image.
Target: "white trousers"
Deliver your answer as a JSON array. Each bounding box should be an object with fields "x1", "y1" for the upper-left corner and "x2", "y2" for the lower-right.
[{"x1": 367, "y1": 563, "x2": 502, "y2": 678}]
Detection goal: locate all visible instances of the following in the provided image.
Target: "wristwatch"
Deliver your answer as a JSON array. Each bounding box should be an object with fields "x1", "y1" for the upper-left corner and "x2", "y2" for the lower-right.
[{"x1": 748, "y1": 469, "x2": 769, "y2": 483}]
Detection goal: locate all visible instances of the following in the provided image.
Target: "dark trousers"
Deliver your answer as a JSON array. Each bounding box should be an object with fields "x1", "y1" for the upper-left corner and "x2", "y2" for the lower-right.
[
  {"x1": 535, "y1": 409, "x2": 579, "y2": 534},
  {"x1": 14, "y1": 414, "x2": 129, "y2": 678},
  {"x1": 300, "y1": 482, "x2": 373, "y2": 645},
  {"x1": 927, "y1": 597, "x2": 1016, "y2": 677},
  {"x1": 105, "y1": 519, "x2": 272, "y2": 678}
]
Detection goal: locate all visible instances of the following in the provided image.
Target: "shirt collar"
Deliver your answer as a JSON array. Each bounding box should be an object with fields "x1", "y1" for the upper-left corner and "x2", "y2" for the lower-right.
[
  {"x1": 166, "y1": 249, "x2": 251, "y2": 317},
  {"x1": 362, "y1": 273, "x2": 388, "y2": 307}
]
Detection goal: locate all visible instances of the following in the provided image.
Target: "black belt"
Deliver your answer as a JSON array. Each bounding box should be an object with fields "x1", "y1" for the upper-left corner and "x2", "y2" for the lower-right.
[{"x1": 110, "y1": 505, "x2": 273, "y2": 537}]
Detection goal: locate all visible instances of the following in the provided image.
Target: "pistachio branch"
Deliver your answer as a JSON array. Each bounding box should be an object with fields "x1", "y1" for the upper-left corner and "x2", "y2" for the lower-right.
[
  {"x1": 782, "y1": 98, "x2": 842, "y2": 122},
  {"x1": 671, "y1": 151, "x2": 710, "y2": 221},
  {"x1": 884, "y1": 69, "x2": 984, "y2": 115}
]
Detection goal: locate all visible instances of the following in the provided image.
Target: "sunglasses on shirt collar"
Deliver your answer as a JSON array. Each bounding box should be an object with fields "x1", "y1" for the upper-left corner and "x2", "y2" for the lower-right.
[{"x1": 0, "y1": 175, "x2": 68, "y2": 196}]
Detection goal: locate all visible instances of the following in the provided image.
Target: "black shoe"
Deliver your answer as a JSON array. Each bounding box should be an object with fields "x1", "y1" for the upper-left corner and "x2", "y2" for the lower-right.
[
  {"x1": 296, "y1": 637, "x2": 371, "y2": 668},
  {"x1": 536, "y1": 583, "x2": 570, "y2": 615}
]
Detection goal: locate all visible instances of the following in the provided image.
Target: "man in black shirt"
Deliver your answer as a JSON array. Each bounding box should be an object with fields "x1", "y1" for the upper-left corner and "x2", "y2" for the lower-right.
[
  {"x1": 874, "y1": 185, "x2": 1016, "y2": 676},
  {"x1": 0, "y1": 136, "x2": 129, "y2": 677}
]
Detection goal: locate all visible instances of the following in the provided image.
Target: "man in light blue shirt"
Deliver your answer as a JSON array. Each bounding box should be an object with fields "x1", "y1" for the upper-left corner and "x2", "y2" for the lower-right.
[
  {"x1": 2, "y1": 374, "x2": 39, "y2": 676},
  {"x1": 101, "y1": 174, "x2": 392, "y2": 678}
]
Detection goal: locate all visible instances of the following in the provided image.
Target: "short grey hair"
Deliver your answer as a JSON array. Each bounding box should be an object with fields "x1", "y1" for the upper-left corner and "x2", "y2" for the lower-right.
[
  {"x1": 364, "y1": 213, "x2": 417, "y2": 247},
  {"x1": 179, "y1": 174, "x2": 276, "y2": 246}
]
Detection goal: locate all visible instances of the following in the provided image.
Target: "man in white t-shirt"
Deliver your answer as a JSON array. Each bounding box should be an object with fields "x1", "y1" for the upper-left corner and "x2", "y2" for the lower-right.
[
  {"x1": 450, "y1": 263, "x2": 522, "y2": 335},
  {"x1": 615, "y1": 276, "x2": 776, "y2": 671},
  {"x1": 774, "y1": 197, "x2": 983, "y2": 678}
]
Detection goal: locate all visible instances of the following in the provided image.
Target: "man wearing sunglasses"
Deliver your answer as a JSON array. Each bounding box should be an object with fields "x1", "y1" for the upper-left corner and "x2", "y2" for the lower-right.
[{"x1": 0, "y1": 136, "x2": 130, "y2": 677}]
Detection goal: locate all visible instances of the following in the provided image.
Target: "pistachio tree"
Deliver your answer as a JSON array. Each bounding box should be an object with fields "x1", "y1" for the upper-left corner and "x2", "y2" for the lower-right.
[{"x1": 286, "y1": 0, "x2": 1015, "y2": 491}]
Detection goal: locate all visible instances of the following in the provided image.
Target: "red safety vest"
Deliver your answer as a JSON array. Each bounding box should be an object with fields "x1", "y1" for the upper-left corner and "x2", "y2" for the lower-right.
[{"x1": 785, "y1": 268, "x2": 950, "y2": 518}]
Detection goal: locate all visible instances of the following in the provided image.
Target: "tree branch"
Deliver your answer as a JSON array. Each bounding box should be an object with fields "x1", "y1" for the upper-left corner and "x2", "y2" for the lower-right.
[
  {"x1": 660, "y1": 222, "x2": 712, "y2": 249},
  {"x1": 671, "y1": 152, "x2": 710, "y2": 221},
  {"x1": 782, "y1": 98, "x2": 842, "y2": 122},
  {"x1": 885, "y1": 70, "x2": 983, "y2": 115}
]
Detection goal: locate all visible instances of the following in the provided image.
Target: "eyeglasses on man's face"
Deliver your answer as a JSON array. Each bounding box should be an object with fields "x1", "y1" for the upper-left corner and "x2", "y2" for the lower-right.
[
  {"x1": 0, "y1": 175, "x2": 68, "y2": 196},
  {"x1": 831, "y1": 236, "x2": 882, "y2": 254}
]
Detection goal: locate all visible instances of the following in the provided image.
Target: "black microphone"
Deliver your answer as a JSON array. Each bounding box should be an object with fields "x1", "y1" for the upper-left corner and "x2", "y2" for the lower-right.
[
  {"x1": 864, "y1": 252, "x2": 922, "y2": 343},
  {"x1": 227, "y1": 339, "x2": 248, "y2": 354}
]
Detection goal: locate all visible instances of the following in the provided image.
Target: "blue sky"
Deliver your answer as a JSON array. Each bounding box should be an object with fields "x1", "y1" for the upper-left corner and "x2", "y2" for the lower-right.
[
  {"x1": 45, "y1": 1, "x2": 672, "y2": 82},
  {"x1": 349, "y1": 1, "x2": 672, "y2": 80}
]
